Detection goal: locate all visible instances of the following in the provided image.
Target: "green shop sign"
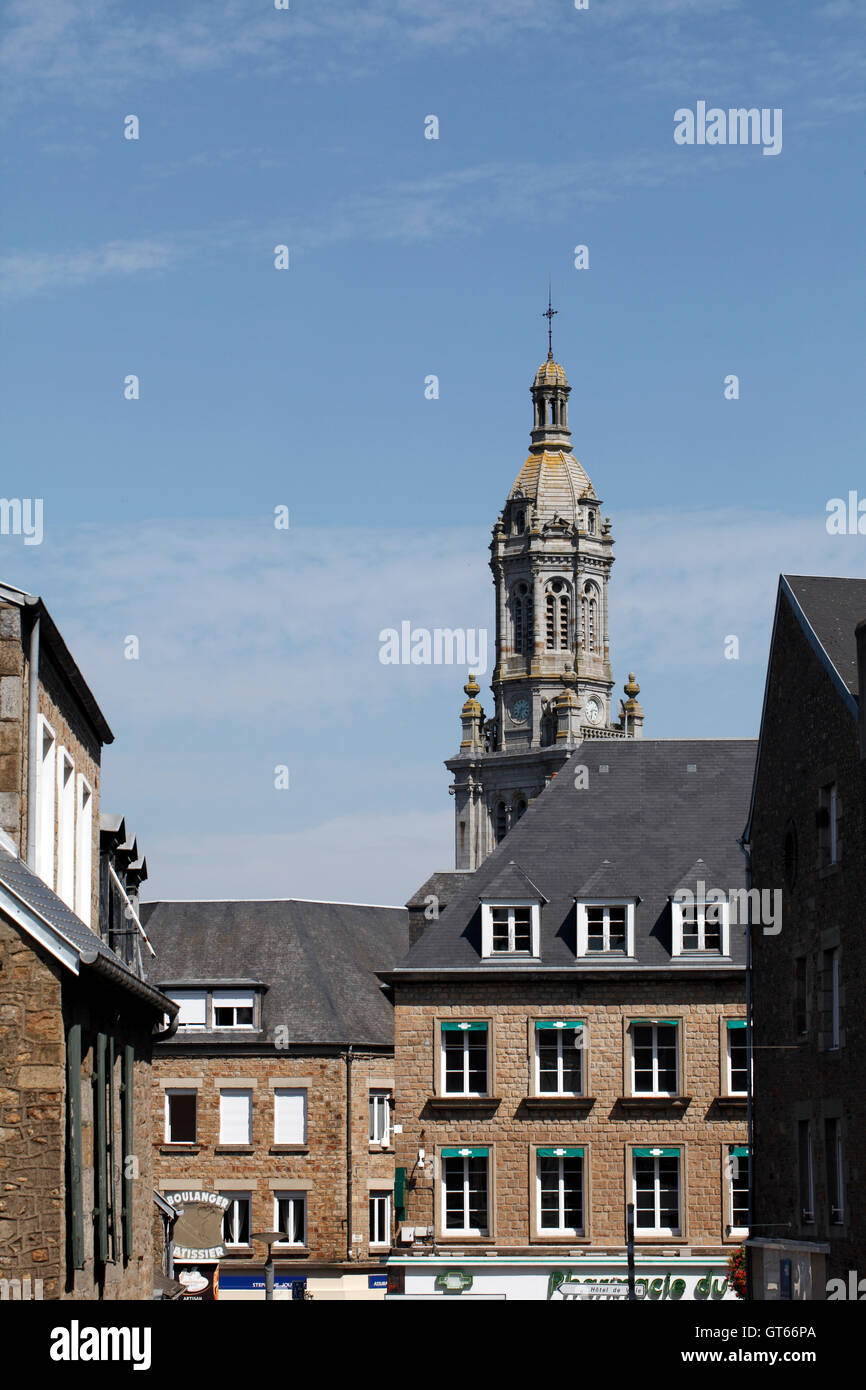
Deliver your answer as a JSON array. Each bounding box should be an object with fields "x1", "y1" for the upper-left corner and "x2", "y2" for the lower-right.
[{"x1": 435, "y1": 1270, "x2": 474, "y2": 1294}]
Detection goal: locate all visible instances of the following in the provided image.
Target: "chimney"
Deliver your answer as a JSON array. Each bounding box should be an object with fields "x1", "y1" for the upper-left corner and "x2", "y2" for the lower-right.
[{"x1": 857, "y1": 620, "x2": 866, "y2": 759}]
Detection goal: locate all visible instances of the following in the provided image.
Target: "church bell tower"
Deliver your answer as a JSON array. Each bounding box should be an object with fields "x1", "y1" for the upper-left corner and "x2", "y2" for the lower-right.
[{"x1": 447, "y1": 302, "x2": 644, "y2": 870}]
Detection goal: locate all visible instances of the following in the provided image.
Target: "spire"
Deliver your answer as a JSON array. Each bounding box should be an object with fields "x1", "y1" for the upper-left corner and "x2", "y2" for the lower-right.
[{"x1": 542, "y1": 281, "x2": 558, "y2": 361}]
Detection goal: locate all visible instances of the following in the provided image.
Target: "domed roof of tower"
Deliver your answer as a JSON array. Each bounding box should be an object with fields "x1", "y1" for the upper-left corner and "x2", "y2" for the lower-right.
[
  {"x1": 533, "y1": 354, "x2": 569, "y2": 388},
  {"x1": 508, "y1": 450, "x2": 596, "y2": 525}
]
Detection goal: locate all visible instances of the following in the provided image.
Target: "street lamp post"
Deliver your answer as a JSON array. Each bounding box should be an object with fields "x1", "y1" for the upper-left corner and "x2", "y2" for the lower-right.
[{"x1": 252, "y1": 1231, "x2": 285, "y2": 1302}]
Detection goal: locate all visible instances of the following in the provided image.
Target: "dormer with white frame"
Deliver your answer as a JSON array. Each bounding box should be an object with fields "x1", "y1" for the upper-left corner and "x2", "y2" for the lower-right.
[
  {"x1": 671, "y1": 873, "x2": 731, "y2": 958},
  {"x1": 575, "y1": 898, "x2": 638, "y2": 957},
  {"x1": 479, "y1": 861, "x2": 547, "y2": 960}
]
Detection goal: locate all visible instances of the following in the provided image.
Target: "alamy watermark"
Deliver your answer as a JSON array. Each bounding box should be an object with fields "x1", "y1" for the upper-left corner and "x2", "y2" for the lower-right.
[
  {"x1": 0, "y1": 498, "x2": 43, "y2": 545},
  {"x1": 379, "y1": 623, "x2": 488, "y2": 674},
  {"x1": 674, "y1": 880, "x2": 782, "y2": 935},
  {"x1": 674, "y1": 102, "x2": 782, "y2": 157}
]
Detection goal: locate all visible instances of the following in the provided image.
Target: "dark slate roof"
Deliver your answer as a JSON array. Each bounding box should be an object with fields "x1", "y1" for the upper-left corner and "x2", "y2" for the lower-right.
[
  {"x1": 141, "y1": 899, "x2": 409, "y2": 1046},
  {"x1": 0, "y1": 844, "x2": 169, "y2": 1011},
  {"x1": 405, "y1": 870, "x2": 471, "y2": 911},
  {"x1": 480, "y1": 861, "x2": 547, "y2": 902},
  {"x1": 392, "y1": 739, "x2": 756, "y2": 973},
  {"x1": 784, "y1": 575, "x2": 866, "y2": 698}
]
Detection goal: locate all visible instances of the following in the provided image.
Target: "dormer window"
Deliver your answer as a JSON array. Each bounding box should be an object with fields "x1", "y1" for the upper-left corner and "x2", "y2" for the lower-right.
[
  {"x1": 575, "y1": 900, "x2": 636, "y2": 957},
  {"x1": 671, "y1": 892, "x2": 730, "y2": 956},
  {"x1": 213, "y1": 990, "x2": 256, "y2": 1028},
  {"x1": 164, "y1": 985, "x2": 261, "y2": 1031},
  {"x1": 481, "y1": 901, "x2": 540, "y2": 958}
]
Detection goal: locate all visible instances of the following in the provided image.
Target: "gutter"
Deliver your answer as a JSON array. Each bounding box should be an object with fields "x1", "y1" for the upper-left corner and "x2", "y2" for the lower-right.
[
  {"x1": 737, "y1": 832, "x2": 755, "y2": 1302},
  {"x1": 79, "y1": 947, "x2": 179, "y2": 1022},
  {"x1": 345, "y1": 1043, "x2": 354, "y2": 1262}
]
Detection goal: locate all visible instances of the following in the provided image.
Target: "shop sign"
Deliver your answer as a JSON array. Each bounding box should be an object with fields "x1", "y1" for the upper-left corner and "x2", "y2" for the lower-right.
[
  {"x1": 175, "y1": 1263, "x2": 219, "y2": 1301},
  {"x1": 166, "y1": 1191, "x2": 229, "y2": 1261},
  {"x1": 548, "y1": 1270, "x2": 731, "y2": 1301},
  {"x1": 434, "y1": 1270, "x2": 475, "y2": 1294}
]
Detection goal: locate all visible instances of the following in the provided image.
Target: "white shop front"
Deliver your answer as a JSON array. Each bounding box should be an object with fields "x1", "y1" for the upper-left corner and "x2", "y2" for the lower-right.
[{"x1": 386, "y1": 1255, "x2": 737, "y2": 1301}]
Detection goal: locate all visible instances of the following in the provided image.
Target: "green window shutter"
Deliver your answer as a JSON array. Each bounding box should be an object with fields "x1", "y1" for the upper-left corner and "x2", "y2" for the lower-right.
[
  {"x1": 535, "y1": 1020, "x2": 583, "y2": 1030},
  {"x1": 631, "y1": 1018, "x2": 678, "y2": 1026},
  {"x1": 107, "y1": 1036, "x2": 117, "y2": 1263},
  {"x1": 94, "y1": 1032, "x2": 109, "y2": 1263},
  {"x1": 121, "y1": 1044, "x2": 134, "y2": 1262},
  {"x1": 633, "y1": 1146, "x2": 680, "y2": 1158},
  {"x1": 66, "y1": 1023, "x2": 84, "y2": 1270},
  {"x1": 394, "y1": 1166, "x2": 407, "y2": 1219},
  {"x1": 441, "y1": 1021, "x2": 488, "y2": 1032},
  {"x1": 441, "y1": 1146, "x2": 489, "y2": 1158},
  {"x1": 538, "y1": 1146, "x2": 583, "y2": 1158},
  {"x1": 730, "y1": 1145, "x2": 750, "y2": 1158},
  {"x1": 726, "y1": 1020, "x2": 747, "y2": 1030}
]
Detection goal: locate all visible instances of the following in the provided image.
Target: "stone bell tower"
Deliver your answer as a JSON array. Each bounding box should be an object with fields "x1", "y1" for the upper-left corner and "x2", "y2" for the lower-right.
[{"x1": 447, "y1": 308, "x2": 644, "y2": 870}]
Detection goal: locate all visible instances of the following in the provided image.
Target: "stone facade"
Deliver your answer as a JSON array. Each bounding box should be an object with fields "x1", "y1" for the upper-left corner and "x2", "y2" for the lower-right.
[
  {"x1": 392, "y1": 979, "x2": 746, "y2": 1252},
  {"x1": 0, "y1": 915, "x2": 160, "y2": 1300},
  {"x1": 151, "y1": 1048, "x2": 398, "y2": 1294},
  {"x1": 748, "y1": 585, "x2": 866, "y2": 1294}
]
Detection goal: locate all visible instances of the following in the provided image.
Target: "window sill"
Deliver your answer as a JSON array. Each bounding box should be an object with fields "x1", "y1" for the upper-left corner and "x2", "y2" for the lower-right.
[
  {"x1": 618, "y1": 1095, "x2": 691, "y2": 1109},
  {"x1": 269, "y1": 1145, "x2": 309, "y2": 1154},
  {"x1": 428, "y1": 1096, "x2": 501, "y2": 1109},
  {"x1": 369, "y1": 1145, "x2": 394, "y2": 1153},
  {"x1": 531, "y1": 1233, "x2": 589, "y2": 1244},
  {"x1": 159, "y1": 1143, "x2": 200, "y2": 1153},
  {"x1": 223, "y1": 1247, "x2": 254, "y2": 1258},
  {"x1": 215, "y1": 1145, "x2": 255, "y2": 1154},
  {"x1": 714, "y1": 1094, "x2": 747, "y2": 1106},
  {"x1": 523, "y1": 1095, "x2": 596, "y2": 1109},
  {"x1": 271, "y1": 1247, "x2": 310, "y2": 1257}
]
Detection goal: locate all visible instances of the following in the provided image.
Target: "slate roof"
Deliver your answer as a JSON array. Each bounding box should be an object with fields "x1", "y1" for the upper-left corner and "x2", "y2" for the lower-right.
[
  {"x1": 0, "y1": 844, "x2": 170, "y2": 1011},
  {"x1": 783, "y1": 575, "x2": 866, "y2": 698},
  {"x1": 390, "y1": 739, "x2": 756, "y2": 974},
  {"x1": 141, "y1": 899, "x2": 409, "y2": 1047}
]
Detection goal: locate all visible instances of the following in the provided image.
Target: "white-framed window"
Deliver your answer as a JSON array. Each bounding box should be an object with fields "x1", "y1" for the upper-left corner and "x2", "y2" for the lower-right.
[
  {"x1": 441, "y1": 1022, "x2": 488, "y2": 1096},
  {"x1": 671, "y1": 894, "x2": 730, "y2": 955},
  {"x1": 221, "y1": 1192, "x2": 252, "y2": 1247},
  {"x1": 274, "y1": 1088, "x2": 307, "y2": 1145},
  {"x1": 369, "y1": 1191, "x2": 391, "y2": 1246},
  {"x1": 818, "y1": 783, "x2": 838, "y2": 866},
  {"x1": 55, "y1": 749, "x2": 75, "y2": 910},
  {"x1": 537, "y1": 1147, "x2": 584, "y2": 1235},
  {"x1": 633, "y1": 1147, "x2": 681, "y2": 1235},
  {"x1": 169, "y1": 990, "x2": 208, "y2": 1031},
  {"x1": 441, "y1": 1148, "x2": 489, "y2": 1236},
  {"x1": 212, "y1": 990, "x2": 255, "y2": 1029},
  {"x1": 35, "y1": 715, "x2": 56, "y2": 888},
  {"x1": 726, "y1": 1021, "x2": 748, "y2": 1095},
  {"x1": 219, "y1": 1088, "x2": 252, "y2": 1145},
  {"x1": 576, "y1": 900, "x2": 635, "y2": 956},
  {"x1": 798, "y1": 1121, "x2": 814, "y2": 1223},
  {"x1": 481, "y1": 900, "x2": 540, "y2": 958},
  {"x1": 165, "y1": 1089, "x2": 197, "y2": 1144},
  {"x1": 535, "y1": 1021, "x2": 583, "y2": 1095},
  {"x1": 825, "y1": 1119, "x2": 844, "y2": 1226},
  {"x1": 369, "y1": 1089, "x2": 391, "y2": 1145},
  {"x1": 630, "y1": 1021, "x2": 679, "y2": 1096},
  {"x1": 74, "y1": 775, "x2": 93, "y2": 925},
  {"x1": 273, "y1": 1191, "x2": 306, "y2": 1246},
  {"x1": 726, "y1": 1146, "x2": 750, "y2": 1237}
]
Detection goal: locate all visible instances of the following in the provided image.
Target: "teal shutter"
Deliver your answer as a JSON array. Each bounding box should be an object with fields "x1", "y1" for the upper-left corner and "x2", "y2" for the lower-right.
[
  {"x1": 726, "y1": 1020, "x2": 747, "y2": 1030},
  {"x1": 441, "y1": 1146, "x2": 488, "y2": 1158},
  {"x1": 631, "y1": 1018, "x2": 678, "y2": 1026},
  {"x1": 121, "y1": 1044, "x2": 134, "y2": 1262},
  {"x1": 441, "y1": 1021, "x2": 488, "y2": 1031},
  {"x1": 94, "y1": 1032, "x2": 109, "y2": 1262},
  {"x1": 535, "y1": 1020, "x2": 583, "y2": 1030},
  {"x1": 394, "y1": 1166, "x2": 407, "y2": 1220},
  {"x1": 730, "y1": 1145, "x2": 750, "y2": 1158},
  {"x1": 66, "y1": 1023, "x2": 84, "y2": 1269},
  {"x1": 538, "y1": 1146, "x2": 583, "y2": 1158},
  {"x1": 633, "y1": 1146, "x2": 680, "y2": 1158}
]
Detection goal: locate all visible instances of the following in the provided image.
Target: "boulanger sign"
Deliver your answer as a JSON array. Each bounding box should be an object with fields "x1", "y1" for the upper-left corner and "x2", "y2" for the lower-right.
[{"x1": 165, "y1": 1190, "x2": 230, "y2": 1261}]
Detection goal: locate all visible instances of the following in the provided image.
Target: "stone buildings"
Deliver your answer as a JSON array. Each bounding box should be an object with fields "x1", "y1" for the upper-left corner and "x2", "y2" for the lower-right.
[
  {"x1": 0, "y1": 581, "x2": 175, "y2": 1299},
  {"x1": 745, "y1": 575, "x2": 866, "y2": 1299},
  {"x1": 446, "y1": 347, "x2": 643, "y2": 871},
  {"x1": 384, "y1": 736, "x2": 755, "y2": 1300},
  {"x1": 143, "y1": 897, "x2": 408, "y2": 1300}
]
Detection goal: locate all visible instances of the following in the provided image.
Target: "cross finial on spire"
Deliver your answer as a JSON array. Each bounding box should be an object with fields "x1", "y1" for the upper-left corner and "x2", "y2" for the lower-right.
[{"x1": 543, "y1": 280, "x2": 558, "y2": 360}]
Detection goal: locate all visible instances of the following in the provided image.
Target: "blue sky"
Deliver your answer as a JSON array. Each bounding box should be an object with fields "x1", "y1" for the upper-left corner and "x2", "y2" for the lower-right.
[{"x1": 2, "y1": 0, "x2": 864, "y2": 904}]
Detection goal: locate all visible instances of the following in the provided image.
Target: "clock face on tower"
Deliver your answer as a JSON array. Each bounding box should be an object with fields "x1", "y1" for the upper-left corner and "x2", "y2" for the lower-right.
[
  {"x1": 510, "y1": 697, "x2": 531, "y2": 724},
  {"x1": 584, "y1": 696, "x2": 603, "y2": 725}
]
